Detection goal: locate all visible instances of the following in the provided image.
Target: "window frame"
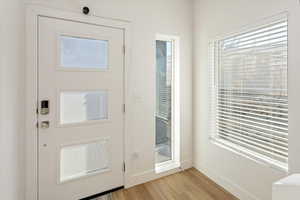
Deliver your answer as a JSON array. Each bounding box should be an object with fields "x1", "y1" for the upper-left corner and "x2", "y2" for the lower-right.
[
  {"x1": 209, "y1": 13, "x2": 289, "y2": 172},
  {"x1": 155, "y1": 34, "x2": 181, "y2": 173}
]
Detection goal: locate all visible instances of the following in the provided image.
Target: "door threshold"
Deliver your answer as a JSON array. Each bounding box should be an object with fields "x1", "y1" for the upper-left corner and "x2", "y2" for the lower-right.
[{"x1": 79, "y1": 186, "x2": 124, "y2": 200}]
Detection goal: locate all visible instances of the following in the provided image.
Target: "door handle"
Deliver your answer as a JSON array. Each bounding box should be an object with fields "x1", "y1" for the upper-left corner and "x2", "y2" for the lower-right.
[{"x1": 40, "y1": 121, "x2": 50, "y2": 129}]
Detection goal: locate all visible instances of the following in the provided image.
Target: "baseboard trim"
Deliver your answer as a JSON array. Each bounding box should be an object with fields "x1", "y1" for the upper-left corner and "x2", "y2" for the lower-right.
[
  {"x1": 125, "y1": 160, "x2": 192, "y2": 188},
  {"x1": 194, "y1": 166, "x2": 260, "y2": 200},
  {"x1": 181, "y1": 159, "x2": 193, "y2": 170}
]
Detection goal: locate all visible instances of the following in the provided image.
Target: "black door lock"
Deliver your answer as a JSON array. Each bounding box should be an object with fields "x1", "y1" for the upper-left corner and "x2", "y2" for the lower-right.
[{"x1": 41, "y1": 100, "x2": 49, "y2": 115}]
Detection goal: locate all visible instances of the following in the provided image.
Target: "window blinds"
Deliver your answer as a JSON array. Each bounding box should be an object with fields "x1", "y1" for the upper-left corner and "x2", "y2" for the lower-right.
[{"x1": 211, "y1": 17, "x2": 288, "y2": 167}]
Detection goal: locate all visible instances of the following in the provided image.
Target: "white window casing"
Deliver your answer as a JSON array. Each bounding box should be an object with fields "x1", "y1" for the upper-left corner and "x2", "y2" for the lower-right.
[{"x1": 209, "y1": 14, "x2": 288, "y2": 171}]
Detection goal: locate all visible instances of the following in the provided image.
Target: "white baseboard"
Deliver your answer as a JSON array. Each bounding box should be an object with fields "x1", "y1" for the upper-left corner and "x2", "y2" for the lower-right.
[
  {"x1": 125, "y1": 159, "x2": 192, "y2": 188},
  {"x1": 194, "y1": 165, "x2": 260, "y2": 200},
  {"x1": 181, "y1": 159, "x2": 193, "y2": 170},
  {"x1": 125, "y1": 161, "x2": 260, "y2": 200}
]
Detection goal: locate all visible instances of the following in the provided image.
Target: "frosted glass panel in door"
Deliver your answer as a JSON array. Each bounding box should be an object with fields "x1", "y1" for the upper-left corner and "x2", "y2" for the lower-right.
[
  {"x1": 60, "y1": 36, "x2": 108, "y2": 69},
  {"x1": 60, "y1": 91, "x2": 108, "y2": 124},
  {"x1": 60, "y1": 139, "x2": 110, "y2": 182}
]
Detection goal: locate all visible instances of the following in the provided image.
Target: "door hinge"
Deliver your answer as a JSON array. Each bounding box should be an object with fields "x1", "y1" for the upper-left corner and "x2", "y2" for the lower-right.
[
  {"x1": 36, "y1": 122, "x2": 39, "y2": 128},
  {"x1": 36, "y1": 108, "x2": 39, "y2": 114},
  {"x1": 123, "y1": 162, "x2": 126, "y2": 172},
  {"x1": 123, "y1": 104, "x2": 126, "y2": 113},
  {"x1": 123, "y1": 45, "x2": 126, "y2": 54}
]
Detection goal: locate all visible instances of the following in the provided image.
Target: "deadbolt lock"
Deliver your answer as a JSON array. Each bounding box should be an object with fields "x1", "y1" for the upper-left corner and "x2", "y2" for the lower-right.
[{"x1": 40, "y1": 100, "x2": 49, "y2": 115}]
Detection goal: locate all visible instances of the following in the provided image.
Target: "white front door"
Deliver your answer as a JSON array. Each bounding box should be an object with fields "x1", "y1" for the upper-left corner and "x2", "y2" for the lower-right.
[{"x1": 38, "y1": 16, "x2": 125, "y2": 200}]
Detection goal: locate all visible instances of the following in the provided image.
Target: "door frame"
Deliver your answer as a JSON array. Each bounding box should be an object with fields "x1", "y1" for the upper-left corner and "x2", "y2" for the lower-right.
[{"x1": 25, "y1": 5, "x2": 131, "y2": 200}]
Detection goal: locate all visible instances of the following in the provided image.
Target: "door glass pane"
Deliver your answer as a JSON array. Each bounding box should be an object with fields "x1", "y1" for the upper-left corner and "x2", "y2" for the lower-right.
[
  {"x1": 60, "y1": 91, "x2": 108, "y2": 124},
  {"x1": 60, "y1": 139, "x2": 109, "y2": 182},
  {"x1": 155, "y1": 40, "x2": 173, "y2": 164},
  {"x1": 60, "y1": 36, "x2": 108, "y2": 69}
]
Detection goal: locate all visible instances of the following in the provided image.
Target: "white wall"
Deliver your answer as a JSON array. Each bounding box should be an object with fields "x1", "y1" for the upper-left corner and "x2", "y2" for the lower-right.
[
  {"x1": 1, "y1": 0, "x2": 193, "y2": 199},
  {"x1": 193, "y1": 0, "x2": 300, "y2": 200},
  {"x1": 0, "y1": 0, "x2": 25, "y2": 199}
]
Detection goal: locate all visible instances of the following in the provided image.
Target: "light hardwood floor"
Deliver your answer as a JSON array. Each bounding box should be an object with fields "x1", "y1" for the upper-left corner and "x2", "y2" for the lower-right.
[{"x1": 110, "y1": 168, "x2": 239, "y2": 200}]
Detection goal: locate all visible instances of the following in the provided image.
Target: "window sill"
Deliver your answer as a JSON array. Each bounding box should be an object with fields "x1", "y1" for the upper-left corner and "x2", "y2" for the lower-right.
[
  {"x1": 210, "y1": 137, "x2": 289, "y2": 173},
  {"x1": 155, "y1": 160, "x2": 180, "y2": 174}
]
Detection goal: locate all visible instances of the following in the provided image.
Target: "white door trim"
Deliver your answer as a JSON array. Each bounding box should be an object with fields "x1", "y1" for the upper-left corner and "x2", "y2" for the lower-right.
[{"x1": 25, "y1": 5, "x2": 131, "y2": 200}]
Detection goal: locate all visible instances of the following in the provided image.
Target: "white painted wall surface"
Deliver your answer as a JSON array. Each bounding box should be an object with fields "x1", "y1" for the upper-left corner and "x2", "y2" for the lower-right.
[
  {"x1": 1, "y1": 0, "x2": 193, "y2": 199},
  {"x1": 0, "y1": 0, "x2": 25, "y2": 199},
  {"x1": 273, "y1": 174, "x2": 300, "y2": 200},
  {"x1": 193, "y1": 0, "x2": 300, "y2": 200}
]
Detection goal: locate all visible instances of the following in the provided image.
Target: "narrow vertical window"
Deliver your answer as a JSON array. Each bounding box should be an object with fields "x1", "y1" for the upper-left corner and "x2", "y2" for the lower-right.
[{"x1": 155, "y1": 35, "x2": 180, "y2": 172}]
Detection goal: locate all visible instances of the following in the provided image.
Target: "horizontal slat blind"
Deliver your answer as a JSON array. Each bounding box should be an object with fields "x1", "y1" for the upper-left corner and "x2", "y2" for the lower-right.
[{"x1": 211, "y1": 17, "x2": 288, "y2": 167}]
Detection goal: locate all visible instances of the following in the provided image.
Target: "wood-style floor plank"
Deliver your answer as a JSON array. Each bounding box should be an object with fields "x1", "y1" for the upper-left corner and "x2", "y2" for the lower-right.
[{"x1": 111, "y1": 168, "x2": 239, "y2": 200}]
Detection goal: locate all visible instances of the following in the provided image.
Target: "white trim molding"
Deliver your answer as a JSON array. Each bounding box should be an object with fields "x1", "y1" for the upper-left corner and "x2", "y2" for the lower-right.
[
  {"x1": 126, "y1": 167, "x2": 181, "y2": 188},
  {"x1": 126, "y1": 159, "x2": 192, "y2": 188},
  {"x1": 194, "y1": 166, "x2": 261, "y2": 200},
  {"x1": 155, "y1": 34, "x2": 181, "y2": 173}
]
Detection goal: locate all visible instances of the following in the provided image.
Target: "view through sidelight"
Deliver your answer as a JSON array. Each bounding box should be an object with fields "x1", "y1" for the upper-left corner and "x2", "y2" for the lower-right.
[{"x1": 155, "y1": 40, "x2": 173, "y2": 164}]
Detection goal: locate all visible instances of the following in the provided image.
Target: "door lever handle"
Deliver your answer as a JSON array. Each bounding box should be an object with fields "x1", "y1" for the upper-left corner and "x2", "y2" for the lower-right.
[{"x1": 40, "y1": 121, "x2": 50, "y2": 129}]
